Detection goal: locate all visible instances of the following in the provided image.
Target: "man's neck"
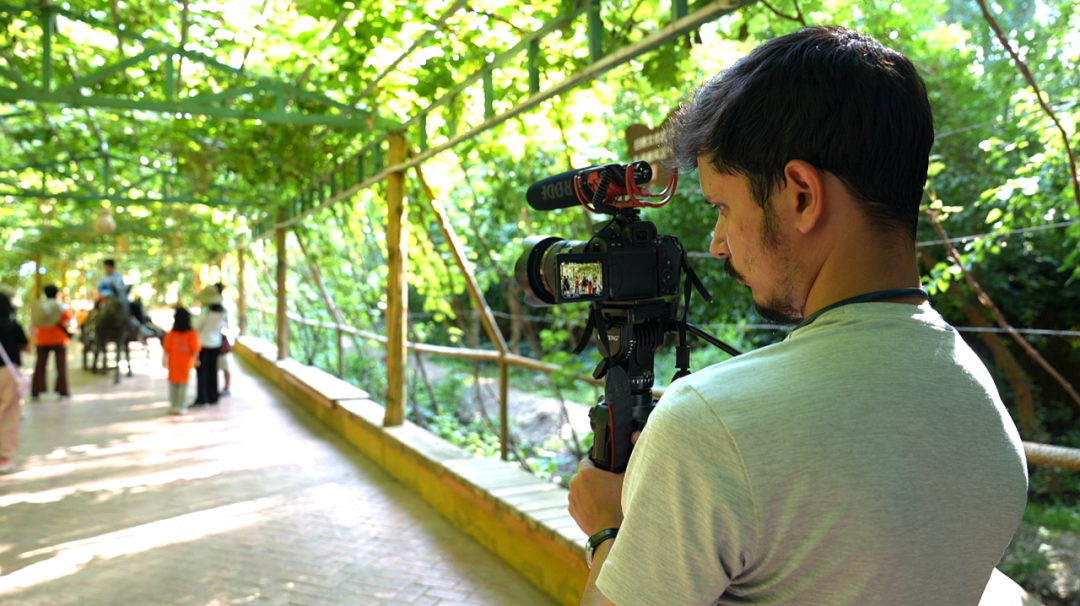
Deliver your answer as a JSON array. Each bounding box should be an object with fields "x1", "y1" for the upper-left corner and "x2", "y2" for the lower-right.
[{"x1": 802, "y1": 234, "x2": 924, "y2": 319}]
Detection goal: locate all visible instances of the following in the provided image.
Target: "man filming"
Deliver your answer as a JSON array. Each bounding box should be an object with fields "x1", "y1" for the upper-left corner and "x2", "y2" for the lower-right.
[{"x1": 568, "y1": 26, "x2": 1027, "y2": 606}]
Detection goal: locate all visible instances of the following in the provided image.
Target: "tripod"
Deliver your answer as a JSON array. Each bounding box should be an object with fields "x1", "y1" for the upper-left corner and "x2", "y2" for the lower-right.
[{"x1": 584, "y1": 300, "x2": 741, "y2": 473}]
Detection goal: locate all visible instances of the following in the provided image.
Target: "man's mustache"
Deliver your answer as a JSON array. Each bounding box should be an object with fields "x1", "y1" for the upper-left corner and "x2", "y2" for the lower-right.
[{"x1": 723, "y1": 258, "x2": 746, "y2": 284}]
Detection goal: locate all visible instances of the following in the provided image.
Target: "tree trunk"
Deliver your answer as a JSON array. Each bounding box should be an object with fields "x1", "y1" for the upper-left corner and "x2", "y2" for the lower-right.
[
  {"x1": 505, "y1": 280, "x2": 523, "y2": 355},
  {"x1": 959, "y1": 300, "x2": 1041, "y2": 436}
]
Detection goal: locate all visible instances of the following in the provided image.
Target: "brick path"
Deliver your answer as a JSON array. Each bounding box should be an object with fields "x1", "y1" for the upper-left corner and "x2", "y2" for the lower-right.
[{"x1": 0, "y1": 345, "x2": 560, "y2": 606}]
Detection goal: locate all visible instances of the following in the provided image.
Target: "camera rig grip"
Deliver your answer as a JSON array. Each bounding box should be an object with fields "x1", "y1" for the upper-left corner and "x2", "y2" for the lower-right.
[{"x1": 588, "y1": 366, "x2": 640, "y2": 473}]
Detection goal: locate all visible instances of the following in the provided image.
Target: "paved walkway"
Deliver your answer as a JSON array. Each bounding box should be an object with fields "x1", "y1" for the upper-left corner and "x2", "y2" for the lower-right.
[{"x1": 0, "y1": 344, "x2": 560, "y2": 606}]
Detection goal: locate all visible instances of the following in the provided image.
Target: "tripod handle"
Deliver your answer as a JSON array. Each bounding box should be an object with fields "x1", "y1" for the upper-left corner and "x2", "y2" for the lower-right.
[{"x1": 589, "y1": 366, "x2": 636, "y2": 473}]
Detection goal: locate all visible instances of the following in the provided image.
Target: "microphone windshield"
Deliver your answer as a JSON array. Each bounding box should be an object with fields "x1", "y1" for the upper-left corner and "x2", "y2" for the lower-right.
[{"x1": 526, "y1": 167, "x2": 596, "y2": 211}]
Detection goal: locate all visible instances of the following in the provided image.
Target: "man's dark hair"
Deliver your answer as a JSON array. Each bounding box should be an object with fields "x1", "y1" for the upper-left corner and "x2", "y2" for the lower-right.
[
  {"x1": 173, "y1": 307, "x2": 193, "y2": 332},
  {"x1": 44, "y1": 285, "x2": 59, "y2": 299},
  {"x1": 103, "y1": 259, "x2": 116, "y2": 268},
  {"x1": 670, "y1": 26, "x2": 934, "y2": 239}
]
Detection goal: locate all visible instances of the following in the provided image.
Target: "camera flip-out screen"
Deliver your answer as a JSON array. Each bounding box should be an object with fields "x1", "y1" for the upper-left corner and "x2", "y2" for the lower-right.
[{"x1": 557, "y1": 254, "x2": 606, "y2": 301}]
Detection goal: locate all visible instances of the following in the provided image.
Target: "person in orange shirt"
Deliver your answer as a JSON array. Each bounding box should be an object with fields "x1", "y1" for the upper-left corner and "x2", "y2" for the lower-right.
[
  {"x1": 31, "y1": 285, "x2": 74, "y2": 400},
  {"x1": 162, "y1": 308, "x2": 201, "y2": 416}
]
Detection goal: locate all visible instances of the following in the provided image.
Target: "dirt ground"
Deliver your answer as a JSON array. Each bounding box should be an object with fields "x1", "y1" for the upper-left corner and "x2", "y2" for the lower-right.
[
  {"x1": 1003, "y1": 524, "x2": 1080, "y2": 605},
  {"x1": 412, "y1": 355, "x2": 594, "y2": 473},
  {"x1": 472, "y1": 375, "x2": 593, "y2": 443}
]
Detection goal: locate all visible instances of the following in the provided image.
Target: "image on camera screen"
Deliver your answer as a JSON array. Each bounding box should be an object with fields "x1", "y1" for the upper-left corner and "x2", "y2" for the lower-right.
[{"x1": 558, "y1": 258, "x2": 605, "y2": 300}]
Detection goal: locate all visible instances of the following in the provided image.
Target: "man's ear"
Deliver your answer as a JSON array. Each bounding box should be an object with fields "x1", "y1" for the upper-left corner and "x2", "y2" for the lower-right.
[{"x1": 782, "y1": 160, "x2": 825, "y2": 234}]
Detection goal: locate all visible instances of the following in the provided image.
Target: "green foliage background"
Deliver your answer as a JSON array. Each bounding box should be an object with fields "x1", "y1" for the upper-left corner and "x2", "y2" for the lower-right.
[{"x1": 4, "y1": 0, "x2": 1080, "y2": 591}]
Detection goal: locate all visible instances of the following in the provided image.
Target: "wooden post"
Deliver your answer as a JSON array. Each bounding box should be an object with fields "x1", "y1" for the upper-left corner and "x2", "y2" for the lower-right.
[
  {"x1": 384, "y1": 132, "x2": 408, "y2": 427},
  {"x1": 58, "y1": 260, "x2": 68, "y2": 299},
  {"x1": 412, "y1": 167, "x2": 508, "y2": 353},
  {"x1": 33, "y1": 255, "x2": 42, "y2": 299},
  {"x1": 275, "y1": 210, "x2": 289, "y2": 361},
  {"x1": 499, "y1": 359, "x2": 509, "y2": 460},
  {"x1": 336, "y1": 328, "x2": 345, "y2": 378},
  {"x1": 237, "y1": 241, "x2": 248, "y2": 336}
]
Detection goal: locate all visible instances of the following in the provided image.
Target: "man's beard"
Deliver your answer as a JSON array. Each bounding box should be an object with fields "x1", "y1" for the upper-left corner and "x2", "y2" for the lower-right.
[{"x1": 724, "y1": 258, "x2": 802, "y2": 325}]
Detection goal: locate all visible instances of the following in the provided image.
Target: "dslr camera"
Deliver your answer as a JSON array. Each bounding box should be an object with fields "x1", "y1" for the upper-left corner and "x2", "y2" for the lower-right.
[{"x1": 514, "y1": 161, "x2": 736, "y2": 473}]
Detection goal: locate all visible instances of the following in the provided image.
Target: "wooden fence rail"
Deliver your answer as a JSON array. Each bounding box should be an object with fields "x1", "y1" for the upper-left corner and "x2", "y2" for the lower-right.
[
  {"x1": 249, "y1": 304, "x2": 613, "y2": 386},
  {"x1": 247, "y1": 305, "x2": 1080, "y2": 473}
]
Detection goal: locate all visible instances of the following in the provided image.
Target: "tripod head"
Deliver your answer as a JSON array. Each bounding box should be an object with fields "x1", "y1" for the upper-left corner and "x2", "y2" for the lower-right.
[{"x1": 579, "y1": 296, "x2": 743, "y2": 473}]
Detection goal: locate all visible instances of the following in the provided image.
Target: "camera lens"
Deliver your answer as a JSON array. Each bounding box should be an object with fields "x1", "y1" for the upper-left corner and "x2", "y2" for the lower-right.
[{"x1": 515, "y1": 235, "x2": 562, "y2": 307}]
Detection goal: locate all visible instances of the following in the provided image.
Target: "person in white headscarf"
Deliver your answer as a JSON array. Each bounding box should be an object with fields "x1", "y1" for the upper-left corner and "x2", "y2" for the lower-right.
[
  {"x1": 212, "y1": 283, "x2": 232, "y2": 396},
  {"x1": 192, "y1": 287, "x2": 226, "y2": 406}
]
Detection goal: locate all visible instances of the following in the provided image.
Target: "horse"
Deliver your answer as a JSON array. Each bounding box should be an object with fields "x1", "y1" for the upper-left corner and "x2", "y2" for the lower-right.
[
  {"x1": 82, "y1": 298, "x2": 133, "y2": 384},
  {"x1": 82, "y1": 298, "x2": 166, "y2": 383}
]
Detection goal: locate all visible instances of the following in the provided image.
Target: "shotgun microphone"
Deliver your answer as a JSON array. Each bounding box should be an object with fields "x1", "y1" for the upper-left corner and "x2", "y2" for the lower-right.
[{"x1": 525, "y1": 167, "x2": 589, "y2": 211}]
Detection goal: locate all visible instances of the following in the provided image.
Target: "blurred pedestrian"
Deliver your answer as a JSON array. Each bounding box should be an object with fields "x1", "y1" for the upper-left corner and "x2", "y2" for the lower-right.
[
  {"x1": 162, "y1": 307, "x2": 200, "y2": 416},
  {"x1": 0, "y1": 292, "x2": 30, "y2": 474},
  {"x1": 31, "y1": 285, "x2": 74, "y2": 400},
  {"x1": 213, "y1": 283, "x2": 232, "y2": 396},
  {"x1": 193, "y1": 287, "x2": 225, "y2": 406}
]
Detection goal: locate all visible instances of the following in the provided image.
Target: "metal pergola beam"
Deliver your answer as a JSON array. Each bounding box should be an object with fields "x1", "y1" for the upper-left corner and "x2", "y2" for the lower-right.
[
  {"x1": 0, "y1": 87, "x2": 389, "y2": 129},
  {"x1": 252, "y1": 0, "x2": 752, "y2": 239},
  {"x1": 0, "y1": 9, "x2": 400, "y2": 130},
  {"x1": 1, "y1": 152, "x2": 241, "y2": 206},
  {"x1": 0, "y1": 191, "x2": 242, "y2": 205},
  {"x1": 400, "y1": 3, "x2": 590, "y2": 132},
  {"x1": 355, "y1": 0, "x2": 469, "y2": 101},
  {"x1": 287, "y1": 0, "x2": 590, "y2": 206}
]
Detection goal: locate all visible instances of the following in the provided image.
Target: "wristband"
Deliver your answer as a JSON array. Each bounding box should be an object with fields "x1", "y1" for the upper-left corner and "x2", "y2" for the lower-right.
[{"x1": 586, "y1": 528, "x2": 619, "y2": 569}]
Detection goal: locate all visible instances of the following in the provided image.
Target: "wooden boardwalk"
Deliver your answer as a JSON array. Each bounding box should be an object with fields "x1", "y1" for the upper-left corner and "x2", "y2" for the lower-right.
[{"x1": 0, "y1": 346, "x2": 559, "y2": 606}]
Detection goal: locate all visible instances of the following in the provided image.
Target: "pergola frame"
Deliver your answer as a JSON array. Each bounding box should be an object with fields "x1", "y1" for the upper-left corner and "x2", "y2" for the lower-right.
[
  {"x1": 256, "y1": 0, "x2": 748, "y2": 238},
  {"x1": 0, "y1": 153, "x2": 240, "y2": 206},
  {"x1": 3, "y1": 0, "x2": 755, "y2": 445},
  {"x1": 0, "y1": 4, "x2": 397, "y2": 130},
  {"x1": 242, "y1": 0, "x2": 751, "y2": 445}
]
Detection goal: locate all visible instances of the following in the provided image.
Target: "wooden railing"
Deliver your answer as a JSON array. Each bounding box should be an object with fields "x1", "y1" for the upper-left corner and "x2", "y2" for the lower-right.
[
  {"x1": 249, "y1": 305, "x2": 1080, "y2": 473},
  {"x1": 248, "y1": 302, "x2": 637, "y2": 463},
  {"x1": 249, "y1": 303, "x2": 610, "y2": 380}
]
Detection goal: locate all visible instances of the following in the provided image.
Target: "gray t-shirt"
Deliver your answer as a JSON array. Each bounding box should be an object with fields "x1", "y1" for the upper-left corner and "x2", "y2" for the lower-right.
[{"x1": 597, "y1": 303, "x2": 1027, "y2": 605}]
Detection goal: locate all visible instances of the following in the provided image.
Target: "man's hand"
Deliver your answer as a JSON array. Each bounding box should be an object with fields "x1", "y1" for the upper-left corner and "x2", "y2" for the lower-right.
[
  {"x1": 568, "y1": 458, "x2": 626, "y2": 536},
  {"x1": 568, "y1": 431, "x2": 640, "y2": 536}
]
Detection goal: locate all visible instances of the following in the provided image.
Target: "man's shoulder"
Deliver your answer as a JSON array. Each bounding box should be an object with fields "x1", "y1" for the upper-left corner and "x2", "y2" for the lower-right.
[
  {"x1": 667, "y1": 307, "x2": 966, "y2": 419},
  {"x1": 669, "y1": 339, "x2": 803, "y2": 406}
]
